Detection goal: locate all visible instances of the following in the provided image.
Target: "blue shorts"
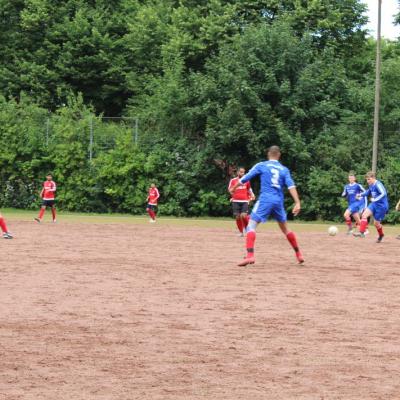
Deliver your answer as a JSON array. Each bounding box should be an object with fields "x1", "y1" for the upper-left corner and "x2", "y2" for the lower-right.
[
  {"x1": 368, "y1": 202, "x2": 388, "y2": 222},
  {"x1": 250, "y1": 197, "x2": 287, "y2": 223},
  {"x1": 347, "y1": 200, "x2": 365, "y2": 215}
]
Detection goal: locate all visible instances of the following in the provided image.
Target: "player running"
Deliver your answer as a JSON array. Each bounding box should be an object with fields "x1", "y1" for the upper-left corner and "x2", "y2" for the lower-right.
[
  {"x1": 34, "y1": 174, "x2": 57, "y2": 223},
  {"x1": 341, "y1": 172, "x2": 367, "y2": 235},
  {"x1": 228, "y1": 167, "x2": 255, "y2": 237},
  {"x1": 0, "y1": 212, "x2": 13, "y2": 239},
  {"x1": 353, "y1": 171, "x2": 388, "y2": 242},
  {"x1": 229, "y1": 146, "x2": 303, "y2": 266},
  {"x1": 146, "y1": 183, "x2": 160, "y2": 223}
]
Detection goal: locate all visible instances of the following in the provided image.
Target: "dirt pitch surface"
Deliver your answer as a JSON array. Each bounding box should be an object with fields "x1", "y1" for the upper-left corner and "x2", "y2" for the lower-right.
[{"x1": 1, "y1": 219, "x2": 400, "y2": 399}]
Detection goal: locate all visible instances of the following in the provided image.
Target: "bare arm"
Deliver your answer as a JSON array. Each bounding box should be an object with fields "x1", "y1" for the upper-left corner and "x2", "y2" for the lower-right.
[
  {"x1": 288, "y1": 187, "x2": 301, "y2": 216},
  {"x1": 396, "y1": 199, "x2": 400, "y2": 211},
  {"x1": 249, "y1": 188, "x2": 256, "y2": 201}
]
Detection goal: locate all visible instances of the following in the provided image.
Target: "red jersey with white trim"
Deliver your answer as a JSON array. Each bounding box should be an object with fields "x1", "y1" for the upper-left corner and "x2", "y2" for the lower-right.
[
  {"x1": 228, "y1": 177, "x2": 253, "y2": 202},
  {"x1": 42, "y1": 180, "x2": 57, "y2": 200},
  {"x1": 148, "y1": 187, "x2": 160, "y2": 205}
]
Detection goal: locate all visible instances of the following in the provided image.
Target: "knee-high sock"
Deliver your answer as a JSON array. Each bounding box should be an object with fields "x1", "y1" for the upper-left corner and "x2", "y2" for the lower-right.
[
  {"x1": 376, "y1": 223, "x2": 384, "y2": 236},
  {"x1": 38, "y1": 208, "x2": 45, "y2": 219},
  {"x1": 345, "y1": 217, "x2": 352, "y2": 228},
  {"x1": 242, "y1": 214, "x2": 249, "y2": 229},
  {"x1": 236, "y1": 217, "x2": 243, "y2": 233},
  {"x1": 360, "y1": 218, "x2": 368, "y2": 233},
  {"x1": 0, "y1": 217, "x2": 8, "y2": 233},
  {"x1": 147, "y1": 209, "x2": 155, "y2": 220},
  {"x1": 286, "y1": 231, "x2": 300, "y2": 253},
  {"x1": 245, "y1": 231, "x2": 256, "y2": 257}
]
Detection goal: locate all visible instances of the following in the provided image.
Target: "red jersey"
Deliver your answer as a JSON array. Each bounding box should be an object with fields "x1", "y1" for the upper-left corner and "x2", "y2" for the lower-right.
[
  {"x1": 148, "y1": 187, "x2": 160, "y2": 205},
  {"x1": 228, "y1": 177, "x2": 253, "y2": 202},
  {"x1": 42, "y1": 180, "x2": 57, "y2": 200}
]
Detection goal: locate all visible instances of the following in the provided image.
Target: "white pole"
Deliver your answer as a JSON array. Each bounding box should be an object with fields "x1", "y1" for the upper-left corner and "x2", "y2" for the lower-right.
[{"x1": 372, "y1": 0, "x2": 382, "y2": 173}]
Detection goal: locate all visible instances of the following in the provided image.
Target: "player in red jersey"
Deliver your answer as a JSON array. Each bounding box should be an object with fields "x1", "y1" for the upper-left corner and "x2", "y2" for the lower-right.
[
  {"x1": 34, "y1": 174, "x2": 57, "y2": 223},
  {"x1": 228, "y1": 167, "x2": 255, "y2": 236},
  {"x1": 0, "y1": 212, "x2": 13, "y2": 239},
  {"x1": 146, "y1": 183, "x2": 160, "y2": 223}
]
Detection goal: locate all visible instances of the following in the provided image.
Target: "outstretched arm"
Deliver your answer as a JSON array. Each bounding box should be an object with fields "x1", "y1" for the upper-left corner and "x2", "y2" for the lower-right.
[{"x1": 288, "y1": 187, "x2": 301, "y2": 216}]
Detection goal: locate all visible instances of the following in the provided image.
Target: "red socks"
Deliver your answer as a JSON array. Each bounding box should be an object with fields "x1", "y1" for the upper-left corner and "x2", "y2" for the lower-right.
[
  {"x1": 236, "y1": 218, "x2": 243, "y2": 233},
  {"x1": 345, "y1": 217, "x2": 352, "y2": 228},
  {"x1": 38, "y1": 208, "x2": 45, "y2": 220},
  {"x1": 286, "y1": 231, "x2": 299, "y2": 251},
  {"x1": 147, "y1": 209, "x2": 155, "y2": 220},
  {"x1": 245, "y1": 231, "x2": 256, "y2": 257},
  {"x1": 242, "y1": 215, "x2": 250, "y2": 229},
  {"x1": 359, "y1": 218, "x2": 368, "y2": 233},
  {"x1": 376, "y1": 225, "x2": 384, "y2": 236},
  {"x1": 244, "y1": 231, "x2": 302, "y2": 262},
  {"x1": 0, "y1": 217, "x2": 8, "y2": 233}
]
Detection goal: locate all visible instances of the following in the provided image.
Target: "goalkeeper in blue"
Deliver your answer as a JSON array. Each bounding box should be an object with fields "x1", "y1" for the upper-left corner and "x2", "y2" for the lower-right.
[
  {"x1": 341, "y1": 172, "x2": 367, "y2": 235},
  {"x1": 353, "y1": 171, "x2": 389, "y2": 243}
]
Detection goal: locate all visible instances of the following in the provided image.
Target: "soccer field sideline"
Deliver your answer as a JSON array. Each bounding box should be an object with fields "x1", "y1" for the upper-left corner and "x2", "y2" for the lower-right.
[{"x1": 2, "y1": 208, "x2": 399, "y2": 234}]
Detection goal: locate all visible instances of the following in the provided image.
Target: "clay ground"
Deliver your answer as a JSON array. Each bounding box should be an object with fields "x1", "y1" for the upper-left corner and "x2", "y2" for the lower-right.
[{"x1": 1, "y1": 216, "x2": 400, "y2": 399}]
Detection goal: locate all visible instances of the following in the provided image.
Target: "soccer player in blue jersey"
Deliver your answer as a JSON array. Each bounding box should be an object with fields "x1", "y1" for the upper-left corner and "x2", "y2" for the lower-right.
[
  {"x1": 229, "y1": 146, "x2": 303, "y2": 266},
  {"x1": 353, "y1": 171, "x2": 389, "y2": 242},
  {"x1": 342, "y1": 172, "x2": 367, "y2": 234}
]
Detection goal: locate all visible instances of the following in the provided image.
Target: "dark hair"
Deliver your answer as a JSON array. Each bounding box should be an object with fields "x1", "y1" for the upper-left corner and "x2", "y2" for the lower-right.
[{"x1": 46, "y1": 173, "x2": 53, "y2": 177}]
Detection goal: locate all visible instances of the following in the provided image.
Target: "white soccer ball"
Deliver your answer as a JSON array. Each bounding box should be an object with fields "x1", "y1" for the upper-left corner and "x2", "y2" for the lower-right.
[{"x1": 328, "y1": 226, "x2": 339, "y2": 236}]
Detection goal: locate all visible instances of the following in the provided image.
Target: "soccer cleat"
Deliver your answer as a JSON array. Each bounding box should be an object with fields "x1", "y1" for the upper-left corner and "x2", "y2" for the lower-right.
[
  {"x1": 3, "y1": 232, "x2": 13, "y2": 239},
  {"x1": 296, "y1": 251, "x2": 305, "y2": 264},
  {"x1": 52, "y1": 219, "x2": 57, "y2": 223},
  {"x1": 397, "y1": 235, "x2": 400, "y2": 240},
  {"x1": 346, "y1": 228, "x2": 353, "y2": 236},
  {"x1": 365, "y1": 229, "x2": 369, "y2": 235},
  {"x1": 237, "y1": 256, "x2": 255, "y2": 267},
  {"x1": 376, "y1": 235, "x2": 384, "y2": 243},
  {"x1": 149, "y1": 219, "x2": 156, "y2": 223},
  {"x1": 353, "y1": 232, "x2": 365, "y2": 238},
  {"x1": 34, "y1": 218, "x2": 41, "y2": 223},
  {"x1": 237, "y1": 232, "x2": 244, "y2": 237}
]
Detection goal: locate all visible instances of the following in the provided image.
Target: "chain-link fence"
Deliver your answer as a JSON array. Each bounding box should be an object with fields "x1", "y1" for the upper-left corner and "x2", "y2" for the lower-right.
[{"x1": 40, "y1": 114, "x2": 141, "y2": 161}]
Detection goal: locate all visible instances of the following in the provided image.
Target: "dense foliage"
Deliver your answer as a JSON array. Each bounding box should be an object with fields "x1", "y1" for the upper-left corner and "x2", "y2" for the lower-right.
[{"x1": 0, "y1": 0, "x2": 399, "y2": 222}]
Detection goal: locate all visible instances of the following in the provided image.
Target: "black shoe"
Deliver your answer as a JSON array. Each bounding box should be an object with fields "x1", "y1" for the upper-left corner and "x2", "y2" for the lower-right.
[
  {"x1": 3, "y1": 232, "x2": 13, "y2": 239},
  {"x1": 34, "y1": 218, "x2": 41, "y2": 223},
  {"x1": 376, "y1": 235, "x2": 384, "y2": 243}
]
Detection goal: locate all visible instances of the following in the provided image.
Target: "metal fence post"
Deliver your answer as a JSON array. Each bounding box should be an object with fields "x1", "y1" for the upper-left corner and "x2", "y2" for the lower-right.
[
  {"x1": 135, "y1": 117, "x2": 139, "y2": 144},
  {"x1": 89, "y1": 116, "x2": 94, "y2": 161},
  {"x1": 46, "y1": 117, "x2": 50, "y2": 146}
]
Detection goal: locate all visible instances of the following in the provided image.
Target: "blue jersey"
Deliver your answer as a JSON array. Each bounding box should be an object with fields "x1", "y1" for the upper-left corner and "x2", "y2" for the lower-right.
[
  {"x1": 240, "y1": 160, "x2": 295, "y2": 201},
  {"x1": 342, "y1": 183, "x2": 365, "y2": 206},
  {"x1": 361, "y1": 180, "x2": 389, "y2": 209}
]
